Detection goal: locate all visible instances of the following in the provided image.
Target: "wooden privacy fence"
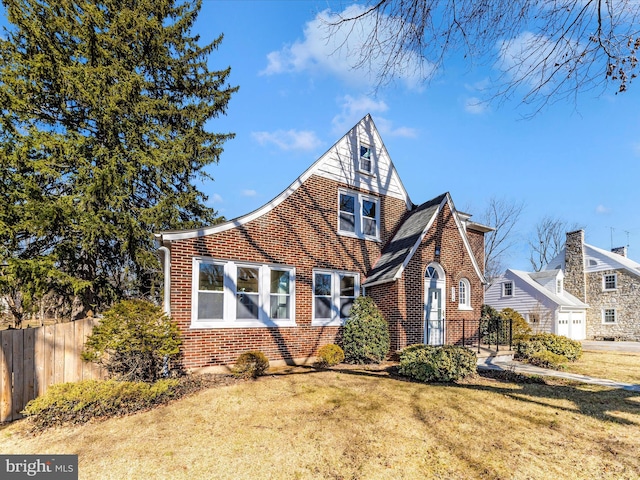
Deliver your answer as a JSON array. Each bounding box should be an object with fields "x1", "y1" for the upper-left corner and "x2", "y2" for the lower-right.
[{"x1": 0, "y1": 318, "x2": 105, "y2": 422}]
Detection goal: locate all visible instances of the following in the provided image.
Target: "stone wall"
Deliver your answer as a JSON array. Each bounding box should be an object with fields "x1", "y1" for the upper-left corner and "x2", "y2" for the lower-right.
[{"x1": 585, "y1": 269, "x2": 640, "y2": 341}]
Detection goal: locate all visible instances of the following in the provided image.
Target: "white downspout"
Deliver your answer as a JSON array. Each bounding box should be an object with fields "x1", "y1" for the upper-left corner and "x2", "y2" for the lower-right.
[{"x1": 158, "y1": 246, "x2": 171, "y2": 317}]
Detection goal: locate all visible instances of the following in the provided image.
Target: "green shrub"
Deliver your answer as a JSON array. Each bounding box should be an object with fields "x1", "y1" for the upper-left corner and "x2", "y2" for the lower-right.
[
  {"x1": 500, "y1": 308, "x2": 533, "y2": 341},
  {"x1": 529, "y1": 350, "x2": 569, "y2": 369},
  {"x1": 317, "y1": 344, "x2": 345, "y2": 367},
  {"x1": 82, "y1": 299, "x2": 182, "y2": 382},
  {"x1": 342, "y1": 296, "x2": 390, "y2": 364},
  {"x1": 398, "y1": 344, "x2": 477, "y2": 382},
  {"x1": 233, "y1": 351, "x2": 269, "y2": 379},
  {"x1": 23, "y1": 378, "x2": 179, "y2": 430},
  {"x1": 515, "y1": 333, "x2": 582, "y2": 362}
]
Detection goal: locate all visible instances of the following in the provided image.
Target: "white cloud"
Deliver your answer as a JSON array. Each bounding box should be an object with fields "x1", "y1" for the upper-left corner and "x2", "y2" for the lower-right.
[
  {"x1": 464, "y1": 97, "x2": 489, "y2": 114},
  {"x1": 207, "y1": 193, "x2": 223, "y2": 206},
  {"x1": 596, "y1": 204, "x2": 611, "y2": 214},
  {"x1": 242, "y1": 189, "x2": 257, "y2": 197},
  {"x1": 251, "y1": 129, "x2": 322, "y2": 151},
  {"x1": 261, "y1": 5, "x2": 429, "y2": 90},
  {"x1": 332, "y1": 94, "x2": 416, "y2": 138}
]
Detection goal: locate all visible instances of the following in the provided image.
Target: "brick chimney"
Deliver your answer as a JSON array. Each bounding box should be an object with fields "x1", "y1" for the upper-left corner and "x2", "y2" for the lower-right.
[
  {"x1": 564, "y1": 230, "x2": 586, "y2": 302},
  {"x1": 611, "y1": 246, "x2": 627, "y2": 257}
]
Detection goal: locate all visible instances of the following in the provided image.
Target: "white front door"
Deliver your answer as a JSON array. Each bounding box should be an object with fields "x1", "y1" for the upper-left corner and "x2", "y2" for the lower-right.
[{"x1": 425, "y1": 287, "x2": 444, "y2": 345}]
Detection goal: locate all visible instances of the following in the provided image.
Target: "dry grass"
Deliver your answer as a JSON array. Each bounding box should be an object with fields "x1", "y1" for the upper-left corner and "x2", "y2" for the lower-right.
[
  {"x1": 565, "y1": 350, "x2": 640, "y2": 385},
  {"x1": 1, "y1": 365, "x2": 639, "y2": 480}
]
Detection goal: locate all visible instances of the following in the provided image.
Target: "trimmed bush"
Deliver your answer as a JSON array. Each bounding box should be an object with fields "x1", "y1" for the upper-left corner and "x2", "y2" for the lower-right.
[
  {"x1": 500, "y1": 308, "x2": 533, "y2": 341},
  {"x1": 515, "y1": 333, "x2": 582, "y2": 362},
  {"x1": 529, "y1": 350, "x2": 569, "y2": 369},
  {"x1": 342, "y1": 297, "x2": 390, "y2": 364},
  {"x1": 317, "y1": 344, "x2": 345, "y2": 367},
  {"x1": 398, "y1": 344, "x2": 477, "y2": 383},
  {"x1": 23, "y1": 379, "x2": 179, "y2": 430},
  {"x1": 233, "y1": 351, "x2": 269, "y2": 379},
  {"x1": 82, "y1": 299, "x2": 182, "y2": 382}
]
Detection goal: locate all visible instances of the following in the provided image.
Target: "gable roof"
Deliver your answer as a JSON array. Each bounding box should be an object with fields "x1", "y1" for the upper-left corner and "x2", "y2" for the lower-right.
[
  {"x1": 363, "y1": 193, "x2": 487, "y2": 287},
  {"x1": 507, "y1": 269, "x2": 588, "y2": 309},
  {"x1": 156, "y1": 115, "x2": 411, "y2": 242},
  {"x1": 544, "y1": 242, "x2": 640, "y2": 278}
]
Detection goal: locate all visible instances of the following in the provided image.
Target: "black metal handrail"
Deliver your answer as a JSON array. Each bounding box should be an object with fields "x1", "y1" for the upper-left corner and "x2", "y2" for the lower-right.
[{"x1": 458, "y1": 317, "x2": 513, "y2": 352}]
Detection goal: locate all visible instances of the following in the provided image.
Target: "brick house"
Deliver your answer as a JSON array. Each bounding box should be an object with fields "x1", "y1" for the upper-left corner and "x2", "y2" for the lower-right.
[
  {"x1": 155, "y1": 115, "x2": 491, "y2": 370},
  {"x1": 542, "y1": 230, "x2": 640, "y2": 341}
]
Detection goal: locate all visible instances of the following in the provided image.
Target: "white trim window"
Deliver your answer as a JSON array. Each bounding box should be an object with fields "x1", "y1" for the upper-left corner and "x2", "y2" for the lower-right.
[
  {"x1": 313, "y1": 270, "x2": 360, "y2": 326},
  {"x1": 359, "y1": 144, "x2": 373, "y2": 173},
  {"x1": 338, "y1": 189, "x2": 380, "y2": 240},
  {"x1": 602, "y1": 308, "x2": 617, "y2": 324},
  {"x1": 556, "y1": 279, "x2": 563, "y2": 294},
  {"x1": 192, "y1": 258, "x2": 295, "y2": 328},
  {"x1": 603, "y1": 273, "x2": 617, "y2": 291},
  {"x1": 458, "y1": 278, "x2": 472, "y2": 310},
  {"x1": 502, "y1": 281, "x2": 513, "y2": 297}
]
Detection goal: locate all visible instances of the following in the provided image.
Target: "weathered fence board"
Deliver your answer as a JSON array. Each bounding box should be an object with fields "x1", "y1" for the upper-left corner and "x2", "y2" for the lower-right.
[{"x1": 0, "y1": 318, "x2": 104, "y2": 423}]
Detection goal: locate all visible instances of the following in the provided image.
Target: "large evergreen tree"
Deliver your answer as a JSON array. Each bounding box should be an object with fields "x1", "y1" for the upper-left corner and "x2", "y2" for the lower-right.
[{"x1": 0, "y1": 0, "x2": 237, "y2": 321}]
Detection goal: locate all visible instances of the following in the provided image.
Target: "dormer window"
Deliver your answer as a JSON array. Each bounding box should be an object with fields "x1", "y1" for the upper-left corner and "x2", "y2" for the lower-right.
[
  {"x1": 359, "y1": 145, "x2": 372, "y2": 173},
  {"x1": 556, "y1": 279, "x2": 563, "y2": 294}
]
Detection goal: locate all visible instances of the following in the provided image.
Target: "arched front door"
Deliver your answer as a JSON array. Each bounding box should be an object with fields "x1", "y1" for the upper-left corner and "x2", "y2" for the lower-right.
[{"x1": 424, "y1": 263, "x2": 445, "y2": 345}]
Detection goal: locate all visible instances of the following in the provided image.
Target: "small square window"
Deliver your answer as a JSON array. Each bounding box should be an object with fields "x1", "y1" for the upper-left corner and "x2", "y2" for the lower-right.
[
  {"x1": 359, "y1": 145, "x2": 372, "y2": 173},
  {"x1": 603, "y1": 274, "x2": 617, "y2": 290},
  {"x1": 603, "y1": 309, "x2": 616, "y2": 323}
]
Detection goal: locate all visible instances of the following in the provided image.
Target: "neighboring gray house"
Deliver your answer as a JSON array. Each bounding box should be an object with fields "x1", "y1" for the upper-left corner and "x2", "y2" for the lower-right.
[
  {"x1": 485, "y1": 268, "x2": 588, "y2": 340},
  {"x1": 543, "y1": 230, "x2": 640, "y2": 341}
]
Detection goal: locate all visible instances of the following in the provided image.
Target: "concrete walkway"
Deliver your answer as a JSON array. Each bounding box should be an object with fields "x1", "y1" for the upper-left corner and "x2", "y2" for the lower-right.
[{"x1": 478, "y1": 360, "x2": 640, "y2": 392}]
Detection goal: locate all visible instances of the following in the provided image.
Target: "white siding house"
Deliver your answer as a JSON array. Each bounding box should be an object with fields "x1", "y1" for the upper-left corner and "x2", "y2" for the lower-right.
[{"x1": 485, "y1": 269, "x2": 588, "y2": 340}]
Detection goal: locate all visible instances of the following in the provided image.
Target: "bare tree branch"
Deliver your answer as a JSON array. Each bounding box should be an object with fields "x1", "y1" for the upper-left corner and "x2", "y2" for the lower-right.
[{"x1": 529, "y1": 215, "x2": 583, "y2": 271}]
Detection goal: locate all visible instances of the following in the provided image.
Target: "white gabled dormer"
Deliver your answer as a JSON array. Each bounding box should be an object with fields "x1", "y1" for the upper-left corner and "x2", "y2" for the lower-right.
[{"x1": 529, "y1": 269, "x2": 564, "y2": 295}]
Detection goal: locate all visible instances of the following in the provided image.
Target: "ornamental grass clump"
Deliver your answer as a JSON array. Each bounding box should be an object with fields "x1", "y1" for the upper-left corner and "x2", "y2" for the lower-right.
[
  {"x1": 316, "y1": 344, "x2": 345, "y2": 367},
  {"x1": 342, "y1": 297, "x2": 390, "y2": 364},
  {"x1": 233, "y1": 351, "x2": 270, "y2": 379},
  {"x1": 399, "y1": 344, "x2": 477, "y2": 383}
]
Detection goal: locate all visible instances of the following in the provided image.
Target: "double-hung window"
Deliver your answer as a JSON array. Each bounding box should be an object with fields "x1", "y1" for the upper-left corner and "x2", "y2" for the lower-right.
[
  {"x1": 313, "y1": 270, "x2": 360, "y2": 326},
  {"x1": 603, "y1": 274, "x2": 617, "y2": 291},
  {"x1": 193, "y1": 258, "x2": 295, "y2": 328},
  {"x1": 503, "y1": 281, "x2": 513, "y2": 297},
  {"x1": 359, "y1": 145, "x2": 372, "y2": 173},
  {"x1": 338, "y1": 189, "x2": 380, "y2": 240},
  {"x1": 602, "y1": 308, "x2": 616, "y2": 324}
]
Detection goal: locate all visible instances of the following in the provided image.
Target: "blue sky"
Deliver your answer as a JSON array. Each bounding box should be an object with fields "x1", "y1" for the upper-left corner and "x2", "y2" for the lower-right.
[{"x1": 6, "y1": 1, "x2": 640, "y2": 271}]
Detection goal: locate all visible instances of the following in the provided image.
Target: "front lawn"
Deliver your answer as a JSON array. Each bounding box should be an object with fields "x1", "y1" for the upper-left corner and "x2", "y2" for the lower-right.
[
  {"x1": 1, "y1": 366, "x2": 639, "y2": 479},
  {"x1": 565, "y1": 350, "x2": 640, "y2": 385}
]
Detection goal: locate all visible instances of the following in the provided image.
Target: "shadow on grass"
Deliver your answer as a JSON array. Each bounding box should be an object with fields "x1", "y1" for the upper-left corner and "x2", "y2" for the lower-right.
[{"x1": 267, "y1": 363, "x2": 640, "y2": 426}]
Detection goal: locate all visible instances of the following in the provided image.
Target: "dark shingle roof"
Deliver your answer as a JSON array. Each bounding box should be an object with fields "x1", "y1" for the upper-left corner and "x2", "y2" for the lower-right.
[{"x1": 363, "y1": 193, "x2": 447, "y2": 286}]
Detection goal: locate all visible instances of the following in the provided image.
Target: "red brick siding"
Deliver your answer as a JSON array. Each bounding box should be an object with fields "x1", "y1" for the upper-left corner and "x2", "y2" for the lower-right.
[
  {"x1": 168, "y1": 175, "x2": 407, "y2": 368},
  {"x1": 369, "y1": 203, "x2": 485, "y2": 351}
]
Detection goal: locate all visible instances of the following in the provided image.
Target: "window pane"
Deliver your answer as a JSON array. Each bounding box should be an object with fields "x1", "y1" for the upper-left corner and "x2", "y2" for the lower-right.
[
  {"x1": 237, "y1": 293, "x2": 259, "y2": 319},
  {"x1": 315, "y1": 297, "x2": 331, "y2": 319},
  {"x1": 198, "y1": 292, "x2": 223, "y2": 319},
  {"x1": 340, "y1": 298, "x2": 354, "y2": 319},
  {"x1": 314, "y1": 273, "x2": 332, "y2": 296},
  {"x1": 362, "y1": 199, "x2": 376, "y2": 218},
  {"x1": 199, "y1": 263, "x2": 224, "y2": 291},
  {"x1": 363, "y1": 217, "x2": 376, "y2": 236},
  {"x1": 270, "y1": 270, "x2": 290, "y2": 294},
  {"x1": 360, "y1": 145, "x2": 371, "y2": 159},
  {"x1": 237, "y1": 267, "x2": 259, "y2": 293},
  {"x1": 340, "y1": 212, "x2": 355, "y2": 232},
  {"x1": 270, "y1": 295, "x2": 290, "y2": 319},
  {"x1": 340, "y1": 275, "x2": 355, "y2": 297},
  {"x1": 340, "y1": 194, "x2": 355, "y2": 213}
]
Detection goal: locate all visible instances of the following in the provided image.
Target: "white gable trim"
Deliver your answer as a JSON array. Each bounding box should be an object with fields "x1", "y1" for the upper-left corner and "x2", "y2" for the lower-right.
[{"x1": 156, "y1": 115, "x2": 411, "y2": 242}]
